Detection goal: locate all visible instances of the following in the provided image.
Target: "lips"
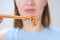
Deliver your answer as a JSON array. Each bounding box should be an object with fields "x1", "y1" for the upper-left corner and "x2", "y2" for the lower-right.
[{"x1": 25, "y1": 9, "x2": 35, "y2": 13}]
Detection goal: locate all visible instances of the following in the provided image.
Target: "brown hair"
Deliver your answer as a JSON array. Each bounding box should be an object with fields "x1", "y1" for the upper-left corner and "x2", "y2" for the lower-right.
[{"x1": 14, "y1": 1, "x2": 50, "y2": 28}]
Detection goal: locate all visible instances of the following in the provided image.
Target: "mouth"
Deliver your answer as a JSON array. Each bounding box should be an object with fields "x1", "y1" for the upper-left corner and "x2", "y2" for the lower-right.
[{"x1": 24, "y1": 9, "x2": 35, "y2": 14}]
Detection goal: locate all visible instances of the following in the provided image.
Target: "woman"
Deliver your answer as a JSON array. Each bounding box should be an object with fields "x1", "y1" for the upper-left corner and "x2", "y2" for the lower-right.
[{"x1": 0, "y1": 0, "x2": 60, "y2": 40}]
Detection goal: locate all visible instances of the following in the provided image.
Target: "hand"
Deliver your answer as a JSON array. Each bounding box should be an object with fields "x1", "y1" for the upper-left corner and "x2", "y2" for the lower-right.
[{"x1": 0, "y1": 18, "x2": 3, "y2": 24}]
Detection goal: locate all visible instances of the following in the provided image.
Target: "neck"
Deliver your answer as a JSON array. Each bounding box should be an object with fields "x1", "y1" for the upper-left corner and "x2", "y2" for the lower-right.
[{"x1": 22, "y1": 19, "x2": 44, "y2": 32}]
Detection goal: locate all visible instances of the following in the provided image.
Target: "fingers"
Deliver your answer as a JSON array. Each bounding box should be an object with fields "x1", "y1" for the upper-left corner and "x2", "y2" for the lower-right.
[{"x1": 0, "y1": 18, "x2": 3, "y2": 24}]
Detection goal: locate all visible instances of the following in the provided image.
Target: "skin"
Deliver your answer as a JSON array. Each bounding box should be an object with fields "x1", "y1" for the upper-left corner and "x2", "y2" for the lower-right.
[
  {"x1": 15, "y1": 0, "x2": 47, "y2": 32},
  {"x1": 0, "y1": 18, "x2": 3, "y2": 24},
  {"x1": 0, "y1": 0, "x2": 47, "y2": 40}
]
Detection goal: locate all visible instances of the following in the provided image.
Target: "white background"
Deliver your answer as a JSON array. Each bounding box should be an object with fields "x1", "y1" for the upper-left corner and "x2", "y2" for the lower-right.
[{"x1": 0, "y1": 0, "x2": 60, "y2": 30}]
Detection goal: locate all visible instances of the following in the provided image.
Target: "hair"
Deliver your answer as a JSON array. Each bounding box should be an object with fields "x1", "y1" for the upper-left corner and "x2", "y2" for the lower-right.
[{"x1": 14, "y1": 1, "x2": 50, "y2": 28}]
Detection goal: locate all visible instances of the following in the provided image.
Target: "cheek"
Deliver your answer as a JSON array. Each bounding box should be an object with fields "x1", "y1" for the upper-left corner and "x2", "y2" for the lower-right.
[
  {"x1": 35, "y1": 1, "x2": 45, "y2": 18},
  {"x1": 36, "y1": 0, "x2": 46, "y2": 8},
  {"x1": 35, "y1": 0, "x2": 46, "y2": 15},
  {"x1": 15, "y1": 0, "x2": 25, "y2": 9},
  {"x1": 16, "y1": 4, "x2": 26, "y2": 16}
]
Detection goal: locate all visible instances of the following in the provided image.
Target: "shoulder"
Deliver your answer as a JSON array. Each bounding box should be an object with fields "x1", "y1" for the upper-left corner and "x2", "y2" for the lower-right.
[
  {"x1": 44, "y1": 27, "x2": 60, "y2": 35},
  {"x1": 0, "y1": 27, "x2": 18, "y2": 40},
  {"x1": 47, "y1": 27, "x2": 60, "y2": 37},
  {"x1": 4, "y1": 28, "x2": 20, "y2": 40},
  {"x1": 0, "y1": 28, "x2": 10, "y2": 40},
  {"x1": 49, "y1": 27, "x2": 60, "y2": 33}
]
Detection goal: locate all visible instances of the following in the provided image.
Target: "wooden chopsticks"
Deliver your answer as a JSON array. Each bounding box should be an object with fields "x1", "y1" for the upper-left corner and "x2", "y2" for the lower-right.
[{"x1": 0, "y1": 14, "x2": 37, "y2": 26}]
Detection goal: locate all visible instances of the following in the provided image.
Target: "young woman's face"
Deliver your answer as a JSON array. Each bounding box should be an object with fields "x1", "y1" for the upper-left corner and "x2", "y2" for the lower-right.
[{"x1": 15, "y1": 0, "x2": 47, "y2": 19}]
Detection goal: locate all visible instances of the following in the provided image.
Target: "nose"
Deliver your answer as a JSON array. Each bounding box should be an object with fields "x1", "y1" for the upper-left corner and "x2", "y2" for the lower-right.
[{"x1": 26, "y1": 0, "x2": 34, "y2": 6}]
